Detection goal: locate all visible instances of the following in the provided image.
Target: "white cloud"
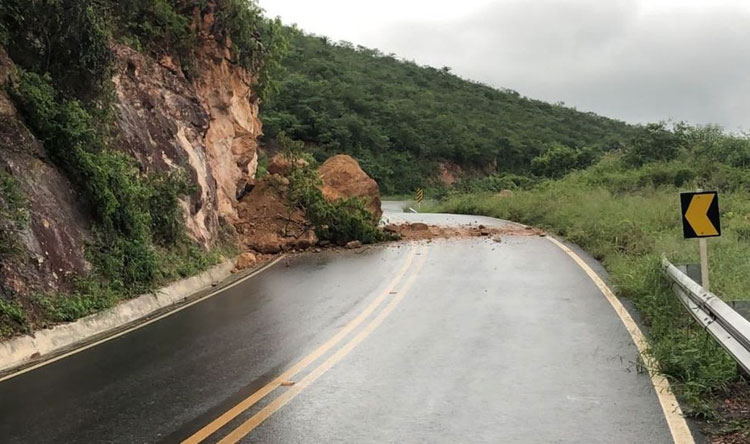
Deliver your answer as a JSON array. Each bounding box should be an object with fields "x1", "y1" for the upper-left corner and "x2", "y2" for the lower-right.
[{"x1": 258, "y1": 0, "x2": 750, "y2": 130}]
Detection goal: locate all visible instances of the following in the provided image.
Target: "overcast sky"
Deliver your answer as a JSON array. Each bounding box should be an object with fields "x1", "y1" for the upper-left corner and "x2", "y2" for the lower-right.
[{"x1": 258, "y1": 0, "x2": 750, "y2": 131}]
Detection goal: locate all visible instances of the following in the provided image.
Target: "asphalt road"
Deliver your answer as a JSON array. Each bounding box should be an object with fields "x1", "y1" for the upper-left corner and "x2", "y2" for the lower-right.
[{"x1": 0, "y1": 204, "x2": 684, "y2": 443}]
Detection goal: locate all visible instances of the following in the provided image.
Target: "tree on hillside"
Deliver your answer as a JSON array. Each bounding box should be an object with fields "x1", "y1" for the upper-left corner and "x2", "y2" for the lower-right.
[
  {"x1": 625, "y1": 122, "x2": 684, "y2": 166},
  {"x1": 261, "y1": 27, "x2": 640, "y2": 193}
]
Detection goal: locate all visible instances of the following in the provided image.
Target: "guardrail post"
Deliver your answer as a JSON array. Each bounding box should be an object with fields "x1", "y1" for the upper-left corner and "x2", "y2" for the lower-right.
[{"x1": 662, "y1": 256, "x2": 750, "y2": 376}]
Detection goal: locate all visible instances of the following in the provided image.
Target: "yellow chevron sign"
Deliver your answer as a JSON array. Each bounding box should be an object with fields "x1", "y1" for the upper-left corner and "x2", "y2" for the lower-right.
[
  {"x1": 680, "y1": 191, "x2": 720, "y2": 239},
  {"x1": 415, "y1": 188, "x2": 424, "y2": 203}
]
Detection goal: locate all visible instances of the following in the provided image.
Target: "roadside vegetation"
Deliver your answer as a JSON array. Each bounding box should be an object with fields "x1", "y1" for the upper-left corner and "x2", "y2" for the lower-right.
[
  {"x1": 0, "y1": 0, "x2": 280, "y2": 336},
  {"x1": 280, "y1": 135, "x2": 387, "y2": 245},
  {"x1": 428, "y1": 124, "x2": 750, "y2": 437}
]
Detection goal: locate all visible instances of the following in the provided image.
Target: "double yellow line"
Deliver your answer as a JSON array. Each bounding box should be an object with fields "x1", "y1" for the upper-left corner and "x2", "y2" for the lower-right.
[{"x1": 183, "y1": 243, "x2": 429, "y2": 444}]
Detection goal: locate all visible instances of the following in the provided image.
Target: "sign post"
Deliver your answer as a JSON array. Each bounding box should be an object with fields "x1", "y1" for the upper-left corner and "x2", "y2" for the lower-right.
[
  {"x1": 680, "y1": 191, "x2": 721, "y2": 290},
  {"x1": 699, "y1": 237, "x2": 709, "y2": 290},
  {"x1": 415, "y1": 188, "x2": 424, "y2": 211}
]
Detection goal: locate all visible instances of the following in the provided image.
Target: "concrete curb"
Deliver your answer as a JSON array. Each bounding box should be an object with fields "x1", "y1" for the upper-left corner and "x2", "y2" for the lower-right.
[{"x1": 0, "y1": 257, "x2": 237, "y2": 374}]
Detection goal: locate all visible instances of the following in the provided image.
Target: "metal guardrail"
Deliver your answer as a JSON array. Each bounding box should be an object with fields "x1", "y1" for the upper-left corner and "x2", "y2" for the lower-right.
[{"x1": 662, "y1": 257, "x2": 750, "y2": 374}]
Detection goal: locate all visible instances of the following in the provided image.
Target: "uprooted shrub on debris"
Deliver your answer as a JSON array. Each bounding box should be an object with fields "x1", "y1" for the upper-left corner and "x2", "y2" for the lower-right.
[{"x1": 234, "y1": 151, "x2": 390, "y2": 257}]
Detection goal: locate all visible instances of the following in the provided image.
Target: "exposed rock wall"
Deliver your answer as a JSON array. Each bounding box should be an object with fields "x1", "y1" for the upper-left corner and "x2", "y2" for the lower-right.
[
  {"x1": 0, "y1": 5, "x2": 263, "y2": 296},
  {"x1": 0, "y1": 49, "x2": 91, "y2": 296},
  {"x1": 111, "y1": 5, "x2": 262, "y2": 246}
]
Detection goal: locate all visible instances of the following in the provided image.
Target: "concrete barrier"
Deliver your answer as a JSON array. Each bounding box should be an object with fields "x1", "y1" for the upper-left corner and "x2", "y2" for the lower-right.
[{"x1": 0, "y1": 257, "x2": 237, "y2": 375}]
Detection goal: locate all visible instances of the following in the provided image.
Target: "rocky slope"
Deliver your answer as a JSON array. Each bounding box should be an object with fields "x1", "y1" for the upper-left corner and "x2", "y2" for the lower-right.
[
  {"x1": 0, "y1": 49, "x2": 92, "y2": 295},
  {"x1": 0, "y1": 6, "x2": 385, "y2": 305},
  {"x1": 0, "y1": 6, "x2": 262, "y2": 296}
]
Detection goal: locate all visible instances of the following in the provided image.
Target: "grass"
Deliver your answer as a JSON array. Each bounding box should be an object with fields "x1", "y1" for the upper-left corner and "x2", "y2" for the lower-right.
[
  {"x1": 426, "y1": 176, "x2": 748, "y2": 433},
  {"x1": 0, "y1": 299, "x2": 28, "y2": 337},
  {"x1": 32, "y1": 240, "x2": 233, "y2": 324}
]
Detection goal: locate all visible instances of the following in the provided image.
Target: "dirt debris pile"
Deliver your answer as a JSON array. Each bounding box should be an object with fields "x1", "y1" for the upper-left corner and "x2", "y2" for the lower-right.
[
  {"x1": 384, "y1": 222, "x2": 545, "y2": 242},
  {"x1": 234, "y1": 175, "x2": 317, "y2": 254}
]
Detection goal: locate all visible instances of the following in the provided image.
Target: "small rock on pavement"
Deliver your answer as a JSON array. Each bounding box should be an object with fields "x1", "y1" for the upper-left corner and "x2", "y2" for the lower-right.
[
  {"x1": 345, "y1": 240, "x2": 362, "y2": 249},
  {"x1": 411, "y1": 222, "x2": 429, "y2": 231},
  {"x1": 383, "y1": 224, "x2": 400, "y2": 233},
  {"x1": 235, "y1": 252, "x2": 257, "y2": 271},
  {"x1": 493, "y1": 236, "x2": 503, "y2": 243}
]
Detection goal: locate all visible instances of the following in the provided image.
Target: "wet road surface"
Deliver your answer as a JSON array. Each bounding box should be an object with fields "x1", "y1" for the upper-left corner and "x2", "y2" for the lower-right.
[{"x1": 0, "y1": 205, "x2": 685, "y2": 443}]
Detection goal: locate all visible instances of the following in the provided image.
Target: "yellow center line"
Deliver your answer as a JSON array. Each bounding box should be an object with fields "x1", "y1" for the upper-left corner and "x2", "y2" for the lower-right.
[
  {"x1": 182, "y1": 244, "x2": 420, "y2": 444},
  {"x1": 547, "y1": 236, "x2": 695, "y2": 444},
  {"x1": 217, "y1": 247, "x2": 430, "y2": 444}
]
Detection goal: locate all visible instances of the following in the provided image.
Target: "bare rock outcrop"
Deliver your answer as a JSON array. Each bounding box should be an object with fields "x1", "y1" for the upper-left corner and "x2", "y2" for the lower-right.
[
  {"x1": 192, "y1": 5, "x2": 261, "y2": 221},
  {"x1": 0, "y1": 49, "x2": 91, "y2": 297},
  {"x1": 111, "y1": 4, "x2": 262, "y2": 246},
  {"x1": 0, "y1": 4, "x2": 264, "y2": 298},
  {"x1": 317, "y1": 155, "x2": 382, "y2": 221}
]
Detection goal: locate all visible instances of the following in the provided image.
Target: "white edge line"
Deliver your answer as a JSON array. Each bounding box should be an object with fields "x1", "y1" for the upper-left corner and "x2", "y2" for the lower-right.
[
  {"x1": 0, "y1": 256, "x2": 285, "y2": 383},
  {"x1": 546, "y1": 236, "x2": 695, "y2": 444}
]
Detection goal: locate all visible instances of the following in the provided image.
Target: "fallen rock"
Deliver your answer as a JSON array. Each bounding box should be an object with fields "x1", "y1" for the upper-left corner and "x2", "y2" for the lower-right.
[
  {"x1": 295, "y1": 230, "x2": 318, "y2": 250},
  {"x1": 235, "y1": 178, "x2": 311, "y2": 254},
  {"x1": 249, "y1": 232, "x2": 283, "y2": 254},
  {"x1": 235, "y1": 252, "x2": 257, "y2": 270},
  {"x1": 267, "y1": 153, "x2": 309, "y2": 176},
  {"x1": 410, "y1": 222, "x2": 429, "y2": 231},
  {"x1": 345, "y1": 240, "x2": 362, "y2": 249},
  {"x1": 318, "y1": 154, "x2": 382, "y2": 221},
  {"x1": 383, "y1": 224, "x2": 400, "y2": 233}
]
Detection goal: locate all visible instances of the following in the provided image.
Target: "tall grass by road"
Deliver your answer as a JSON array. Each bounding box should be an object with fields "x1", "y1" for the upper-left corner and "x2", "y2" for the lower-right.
[{"x1": 427, "y1": 172, "x2": 750, "y2": 433}]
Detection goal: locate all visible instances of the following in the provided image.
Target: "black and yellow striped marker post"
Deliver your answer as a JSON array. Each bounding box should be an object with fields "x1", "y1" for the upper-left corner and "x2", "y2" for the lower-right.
[
  {"x1": 680, "y1": 190, "x2": 720, "y2": 290},
  {"x1": 415, "y1": 188, "x2": 424, "y2": 211}
]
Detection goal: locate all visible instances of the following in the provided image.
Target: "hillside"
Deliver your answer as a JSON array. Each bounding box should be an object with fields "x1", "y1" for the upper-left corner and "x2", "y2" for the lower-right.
[{"x1": 262, "y1": 28, "x2": 642, "y2": 194}]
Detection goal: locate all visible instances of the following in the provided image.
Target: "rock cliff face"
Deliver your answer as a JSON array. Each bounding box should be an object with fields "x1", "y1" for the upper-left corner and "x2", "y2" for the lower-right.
[
  {"x1": 0, "y1": 6, "x2": 263, "y2": 295},
  {"x1": 0, "y1": 49, "x2": 92, "y2": 295},
  {"x1": 112, "y1": 7, "x2": 261, "y2": 246}
]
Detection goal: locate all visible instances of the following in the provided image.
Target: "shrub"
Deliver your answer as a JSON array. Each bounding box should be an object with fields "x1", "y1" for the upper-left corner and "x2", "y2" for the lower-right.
[
  {"x1": 531, "y1": 143, "x2": 597, "y2": 178},
  {"x1": 0, "y1": 171, "x2": 29, "y2": 257},
  {"x1": 10, "y1": 70, "x2": 196, "y2": 293},
  {"x1": 0, "y1": 298, "x2": 28, "y2": 336},
  {"x1": 110, "y1": 0, "x2": 195, "y2": 62},
  {"x1": 454, "y1": 173, "x2": 536, "y2": 194},
  {"x1": 1, "y1": 0, "x2": 113, "y2": 100},
  {"x1": 285, "y1": 153, "x2": 386, "y2": 245},
  {"x1": 624, "y1": 122, "x2": 685, "y2": 166},
  {"x1": 148, "y1": 169, "x2": 195, "y2": 245}
]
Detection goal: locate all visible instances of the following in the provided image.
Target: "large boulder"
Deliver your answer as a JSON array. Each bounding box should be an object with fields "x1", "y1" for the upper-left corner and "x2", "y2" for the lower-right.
[{"x1": 317, "y1": 155, "x2": 382, "y2": 221}]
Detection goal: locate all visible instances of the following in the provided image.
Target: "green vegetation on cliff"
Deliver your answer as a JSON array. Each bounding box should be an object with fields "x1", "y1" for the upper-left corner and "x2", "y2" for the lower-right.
[
  {"x1": 0, "y1": 0, "x2": 281, "y2": 335},
  {"x1": 262, "y1": 28, "x2": 640, "y2": 194}
]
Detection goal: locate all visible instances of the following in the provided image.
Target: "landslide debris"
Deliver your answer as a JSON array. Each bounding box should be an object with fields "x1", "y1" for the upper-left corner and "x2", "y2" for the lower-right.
[
  {"x1": 234, "y1": 174, "x2": 317, "y2": 255},
  {"x1": 318, "y1": 154, "x2": 382, "y2": 221},
  {"x1": 233, "y1": 153, "x2": 384, "y2": 256},
  {"x1": 383, "y1": 222, "x2": 545, "y2": 241}
]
